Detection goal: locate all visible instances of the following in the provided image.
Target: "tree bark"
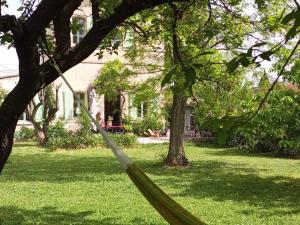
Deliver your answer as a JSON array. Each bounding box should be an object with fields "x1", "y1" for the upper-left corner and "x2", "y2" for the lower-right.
[
  {"x1": 0, "y1": 121, "x2": 17, "y2": 172},
  {"x1": 165, "y1": 93, "x2": 188, "y2": 166},
  {"x1": 165, "y1": 5, "x2": 188, "y2": 166}
]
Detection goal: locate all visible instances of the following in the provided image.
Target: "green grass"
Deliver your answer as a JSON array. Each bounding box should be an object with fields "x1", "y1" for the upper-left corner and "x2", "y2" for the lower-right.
[{"x1": 0, "y1": 142, "x2": 299, "y2": 225}]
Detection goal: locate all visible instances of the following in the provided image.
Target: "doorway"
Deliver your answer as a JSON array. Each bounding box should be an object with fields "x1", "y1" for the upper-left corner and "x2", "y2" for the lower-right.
[{"x1": 104, "y1": 95, "x2": 121, "y2": 126}]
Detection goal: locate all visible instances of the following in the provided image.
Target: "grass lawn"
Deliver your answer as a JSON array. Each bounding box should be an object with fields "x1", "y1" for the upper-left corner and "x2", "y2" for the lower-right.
[{"x1": 0, "y1": 142, "x2": 299, "y2": 225}]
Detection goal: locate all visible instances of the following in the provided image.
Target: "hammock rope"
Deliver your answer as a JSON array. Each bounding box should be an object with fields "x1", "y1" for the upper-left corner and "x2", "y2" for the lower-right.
[{"x1": 49, "y1": 59, "x2": 206, "y2": 225}]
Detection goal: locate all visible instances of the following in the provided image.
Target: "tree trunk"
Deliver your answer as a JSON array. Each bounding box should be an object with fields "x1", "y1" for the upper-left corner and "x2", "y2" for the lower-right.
[
  {"x1": 165, "y1": 93, "x2": 188, "y2": 166},
  {"x1": 0, "y1": 80, "x2": 40, "y2": 174},
  {"x1": 32, "y1": 121, "x2": 46, "y2": 146},
  {"x1": 0, "y1": 121, "x2": 17, "y2": 172},
  {"x1": 164, "y1": 6, "x2": 188, "y2": 167}
]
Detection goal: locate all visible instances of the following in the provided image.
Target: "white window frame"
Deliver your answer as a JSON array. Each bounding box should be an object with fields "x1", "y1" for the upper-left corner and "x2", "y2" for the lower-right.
[
  {"x1": 137, "y1": 101, "x2": 147, "y2": 118},
  {"x1": 73, "y1": 92, "x2": 86, "y2": 117},
  {"x1": 71, "y1": 16, "x2": 87, "y2": 45}
]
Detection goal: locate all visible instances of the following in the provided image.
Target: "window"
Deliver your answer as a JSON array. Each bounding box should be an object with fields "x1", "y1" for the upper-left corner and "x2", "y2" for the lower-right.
[
  {"x1": 73, "y1": 92, "x2": 86, "y2": 117},
  {"x1": 18, "y1": 112, "x2": 28, "y2": 121},
  {"x1": 123, "y1": 29, "x2": 134, "y2": 49},
  {"x1": 137, "y1": 102, "x2": 147, "y2": 118},
  {"x1": 72, "y1": 17, "x2": 86, "y2": 44}
]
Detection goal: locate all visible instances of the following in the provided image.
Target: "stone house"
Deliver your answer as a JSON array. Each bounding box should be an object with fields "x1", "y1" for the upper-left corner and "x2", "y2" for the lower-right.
[{"x1": 0, "y1": 0, "x2": 194, "y2": 132}]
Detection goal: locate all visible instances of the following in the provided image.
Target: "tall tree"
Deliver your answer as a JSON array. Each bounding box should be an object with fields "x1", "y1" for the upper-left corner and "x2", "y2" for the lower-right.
[
  {"x1": 122, "y1": 0, "x2": 253, "y2": 166},
  {"x1": 0, "y1": 0, "x2": 188, "y2": 173}
]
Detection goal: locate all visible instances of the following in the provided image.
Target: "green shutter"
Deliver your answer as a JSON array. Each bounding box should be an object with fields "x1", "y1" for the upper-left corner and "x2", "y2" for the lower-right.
[
  {"x1": 123, "y1": 30, "x2": 134, "y2": 48},
  {"x1": 86, "y1": 16, "x2": 93, "y2": 31},
  {"x1": 129, "y1": 94, "x2": 138, "y2": 119},
  {"x1": 63, "y1": 90, "x2": 74, "y2": 120}
]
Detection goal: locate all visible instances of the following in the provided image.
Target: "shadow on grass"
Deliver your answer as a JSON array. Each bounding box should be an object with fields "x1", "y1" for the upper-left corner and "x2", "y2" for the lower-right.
[
  {"x1": 3, "y1": 152, "x2": 124, "y2": 183},
  {"x1": 0, "y1": 206, "x2": 157, "y2": 225},
  {"x1": 206, "y1": 147, "x2": 300, "y2": 159},
  {"x1": 138, "y1": 159, "x2": 300, "y2": 216},
  {"x1": 13, "y1": 142, "x2": 40, "y2": 147},
  {"x1": 3, "y1": 143, "x2": 300, "y2": 220}
]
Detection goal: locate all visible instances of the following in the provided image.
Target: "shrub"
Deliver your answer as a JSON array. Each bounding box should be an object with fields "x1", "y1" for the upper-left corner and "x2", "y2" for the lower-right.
[
  {"x1": 46, "y1": 114, "x2": 136, "y2": 150},
  {"x1": 130, "y1": 114, "x2": 163, "y2": 136},
  {"x1": 47, "y1": 121, "x2": 68, "y2": 139},
  {"x1": 108, "y1": 133, "x2": 137, "y2": 148},
  {"x1": 46, "y1": 119, "x2": 104, "y2": 150},
  {"x1": 15, "y1": 126, "x2": 36, "y2": 140},
  {"x1": 47, "y1": 131, "x2": 104, "y2": 150},
  {"x1": 235, "y1": 87, "x2": 300, "y2": 157}
]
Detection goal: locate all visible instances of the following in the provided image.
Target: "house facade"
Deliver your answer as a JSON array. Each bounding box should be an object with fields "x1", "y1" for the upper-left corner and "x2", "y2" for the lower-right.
[{"x1": 0, "y1": 0, "x2": 194, "y2": 132}]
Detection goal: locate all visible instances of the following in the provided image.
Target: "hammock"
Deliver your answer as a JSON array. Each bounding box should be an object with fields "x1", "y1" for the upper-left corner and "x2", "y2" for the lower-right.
[{"x1": 50, "y1": 62, "x2": 206, "y2": 225}]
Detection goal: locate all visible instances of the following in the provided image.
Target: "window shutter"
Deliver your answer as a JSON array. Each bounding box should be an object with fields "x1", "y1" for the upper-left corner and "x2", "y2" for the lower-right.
[
  {"x1": 129, "y1": 95, "x2": 137, "y2": 119},
  {"x1": 123, "y1": 30, "x2": 134, "y2": 48},
  {"x1": 86, "y1": 16, "x2": 93, "y2": 31},
  {"x1": 63, "y1": 90, "x2": 74, "y2": 120}
]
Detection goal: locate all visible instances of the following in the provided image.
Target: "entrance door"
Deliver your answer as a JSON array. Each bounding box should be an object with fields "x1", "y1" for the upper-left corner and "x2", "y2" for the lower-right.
[{"x1": 104, "y1": 95, "x2": 121, "y2": 126}]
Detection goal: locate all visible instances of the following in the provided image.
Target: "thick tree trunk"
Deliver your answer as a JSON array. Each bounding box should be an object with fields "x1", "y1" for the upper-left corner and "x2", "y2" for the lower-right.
[
  {"x1": 0, "y1": 121, "x2": 17, "y2": 173},
  {"x1": 165, "y1": 93, "x2": 188, "y2": 166},
  {"x1": 0, "y1": 81, "x2": 39, "y2": 173},
  {"x1": 164, "y1": 6, "x2": 188, "y2": 167}
]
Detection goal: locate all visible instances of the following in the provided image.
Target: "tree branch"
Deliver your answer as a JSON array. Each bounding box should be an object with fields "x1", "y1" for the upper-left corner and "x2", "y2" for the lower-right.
[
  {"x1": 41, "y1": 0, "x2": 188, "y2": 86},
  {"x1": 236, "y1": 38, "x2": 300, "y2": 128},
  {"x1": 53, "y1": 0, "x2": 83, "y2": 55},
  {"x1": 0, "y1": 15, "x2": 18, "y2": 33},
  {"x1": 91, "y1": 0, "x2": 100, "y2": 22},
  {"x1": 123, "y1": 21, "x2": 149, "y2": 40},
  {"x1": 24, "y1": 0, "x2": 74, "y2": 43}
]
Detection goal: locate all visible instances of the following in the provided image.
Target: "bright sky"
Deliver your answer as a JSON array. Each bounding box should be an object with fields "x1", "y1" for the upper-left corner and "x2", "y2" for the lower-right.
[{"x1": 0, "y1": 0, "x2": 21, "y2": 75}]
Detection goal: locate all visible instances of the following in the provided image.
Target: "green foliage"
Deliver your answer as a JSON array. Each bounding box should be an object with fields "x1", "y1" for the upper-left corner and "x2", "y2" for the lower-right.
[
  {"x1": 130, "y1": 113, "x2": 163, "y2": 136},
  {"x1": 46, "y1": 121, "x2": 69, "y2": 149},
  {"x1": 78, "y1": 111, "x2": 92, "y2": 134},
  {"x1": 46, "y1": 119, "x2": 104, "y2": 150},
  {"x1": 108, "y1": 133, "x2": 137, "y2": 148},
  {"x1": 236, "y1": 86, "x2": 300, "y2": 157},
  {"x1": 46, "y1": 131, "x2": 104, "y2": 150},
  {"x1": 123, "y1": 124, "x2": 133, "y2": 133},
  {"x1": 14, "y1": 126, "x2": 36, "y2": 141},
  {"x1": 46, "y1": 114, "x2": 137, "y2": 149},
  {"x1": 282, "y1": 7, "x2": 300, "y2": 40},
  {"x1": 47, "y1": 121, "x2": 68, "y2": 140},
  {"x1": 94, "y1": 60, "x2": 134, "y2": 101},
  {"x1": 193, "y1": 75, "x2": 255, "y2": 127},
  {"x1": 131, "y1": 77, "x2": 161, "y2": 107}
]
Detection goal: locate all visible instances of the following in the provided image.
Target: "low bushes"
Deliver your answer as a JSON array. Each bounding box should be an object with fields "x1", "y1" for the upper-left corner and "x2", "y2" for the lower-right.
[
  {"x1": 197, "y1": 86, "x2": 300, "y2": 158},
  {"x1": 46, "y1": 121, "x2": 137, "y2": 150},
  {"x1": 235, "y1": 87, "x2": 300, "y2": 157},
  {"x1": 109, "y1": 133, "x2": 137, "y2": 148},
  {"x1": 15, "y1": 126, "x2": 36, "y2": 141},
  {"x1": 129, "y1": 115, "x2": 163, "y2": 136}
]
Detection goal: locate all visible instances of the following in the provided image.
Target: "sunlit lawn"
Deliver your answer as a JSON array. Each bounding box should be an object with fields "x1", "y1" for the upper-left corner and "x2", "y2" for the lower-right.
[{"x1": 0, "y1": 142, "x2": 299, "y2": 225}]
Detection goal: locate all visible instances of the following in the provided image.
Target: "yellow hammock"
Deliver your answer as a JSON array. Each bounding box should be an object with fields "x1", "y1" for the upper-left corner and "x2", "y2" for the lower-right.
[{"x1": 51, "y1": 62, "x2": 206, "y2": 225}]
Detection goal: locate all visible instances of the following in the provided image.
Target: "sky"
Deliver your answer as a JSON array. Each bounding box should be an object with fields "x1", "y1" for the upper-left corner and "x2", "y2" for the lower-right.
[{"x1": 0, "y1": 0, "x2": 21, "y2": 76}]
